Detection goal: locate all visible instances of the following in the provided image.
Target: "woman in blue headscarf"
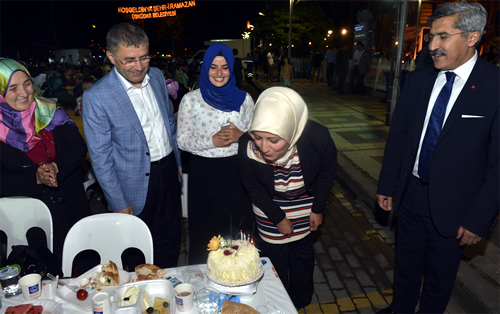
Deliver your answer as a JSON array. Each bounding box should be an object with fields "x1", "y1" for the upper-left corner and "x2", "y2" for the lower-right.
[{"x1": 177, "y1": 43, "x2": 255, "y2": 264}]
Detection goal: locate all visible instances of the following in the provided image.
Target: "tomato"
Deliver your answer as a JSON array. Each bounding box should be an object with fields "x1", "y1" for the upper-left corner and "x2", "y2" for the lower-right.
[{"x1": 77, "y1": 289, "x2": 88, "y2": 301}]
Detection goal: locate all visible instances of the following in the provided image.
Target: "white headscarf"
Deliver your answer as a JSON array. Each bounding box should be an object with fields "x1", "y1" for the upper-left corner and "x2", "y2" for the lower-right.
[{"x1": 247, "y1": 87, "x2": 308, "y2": 165}]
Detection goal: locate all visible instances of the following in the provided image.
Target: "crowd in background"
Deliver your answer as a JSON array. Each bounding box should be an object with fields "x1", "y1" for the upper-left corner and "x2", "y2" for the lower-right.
[{"x1": 28, "y1": 56, "x2": 194, "y2": 107}]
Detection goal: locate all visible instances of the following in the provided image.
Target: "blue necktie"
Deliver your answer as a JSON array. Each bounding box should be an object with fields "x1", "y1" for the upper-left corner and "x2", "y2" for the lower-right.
[{"x1": 418, "y1": 71, "x2": 457, "y2": 183}]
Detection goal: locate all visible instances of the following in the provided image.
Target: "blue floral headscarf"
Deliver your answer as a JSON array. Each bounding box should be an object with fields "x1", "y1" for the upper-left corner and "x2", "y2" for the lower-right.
[{"x1": 199, "y1": 43, "x2": 246, "y2": 112}]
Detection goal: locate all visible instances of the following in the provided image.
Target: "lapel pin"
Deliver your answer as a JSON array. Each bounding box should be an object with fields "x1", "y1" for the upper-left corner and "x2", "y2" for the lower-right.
[{"x1": 471, "y1": 85, "x2": 476, "y2": 90}]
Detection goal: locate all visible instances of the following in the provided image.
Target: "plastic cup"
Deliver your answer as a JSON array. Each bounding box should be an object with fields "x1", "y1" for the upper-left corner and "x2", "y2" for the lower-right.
[
  {"x1": 174, "y1": 283, "x2": 195, "y2": 312},
  {"x1": 0, "y1": 265, "x2": 22, "y2": 298},
  {"x1": 92, "y1": 291, "x2": 111, "y2": 314},
  {"x1": 196, "y1": 287, "x2": 220, "y2": 314},
  {"x1": 18, "y1": 273, "x2": 42, "y2": 301},
  {"x1": 41, "y1": 280, "x2": 56, "y2": 299}
]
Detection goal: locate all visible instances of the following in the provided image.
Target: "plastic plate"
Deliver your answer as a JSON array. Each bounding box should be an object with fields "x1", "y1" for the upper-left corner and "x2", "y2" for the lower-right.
[{"x1": 56, "y1": 265, "x2": 131, "y2": 311}]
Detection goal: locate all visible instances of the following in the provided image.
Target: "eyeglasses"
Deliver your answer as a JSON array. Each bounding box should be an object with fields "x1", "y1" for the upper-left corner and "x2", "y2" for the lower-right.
[
  {"x1": 112, "y1": 54, "x2": 151, "y2": 67},
  {"x1": 424, "y1": 32, "x2": 470, "y2": 42}
]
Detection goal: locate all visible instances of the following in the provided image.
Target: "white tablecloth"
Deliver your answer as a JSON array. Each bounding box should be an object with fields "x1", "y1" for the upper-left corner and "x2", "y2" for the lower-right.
[{"x1": 0, "y1": 258, "x2": 297, "y2": 314}]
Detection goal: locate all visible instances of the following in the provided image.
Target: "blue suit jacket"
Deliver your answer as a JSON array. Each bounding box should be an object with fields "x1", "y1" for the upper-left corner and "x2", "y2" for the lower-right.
[
  {"x1": 82, "y1": 67, "x2": 181, "y2": 214},
  {"x1": 377, "y1": 56, "x2": 499, "y2": 238}
]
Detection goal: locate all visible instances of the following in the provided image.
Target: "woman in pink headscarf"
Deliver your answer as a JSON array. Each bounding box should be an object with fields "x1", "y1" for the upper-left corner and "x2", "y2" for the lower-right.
[{"x1": 0, "y1": 58, "x2": 90, "y2": 268}]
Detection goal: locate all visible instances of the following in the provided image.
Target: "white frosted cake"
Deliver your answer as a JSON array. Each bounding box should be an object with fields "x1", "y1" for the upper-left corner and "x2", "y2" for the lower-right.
[{"x1": 206, "y1": 235, "x2": 262, "y2": 285}]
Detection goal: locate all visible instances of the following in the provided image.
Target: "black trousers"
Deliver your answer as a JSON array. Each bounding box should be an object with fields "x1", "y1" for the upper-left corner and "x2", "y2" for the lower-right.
[
  {"x1": 138, "y1": 153, "x2": 181, "y2": 268},
  {"x1": 391, "y1": 176, "x2": 464, "y2": 314},
  {"x1": 336, "y1": 67, "x2": 348, "y2": 94},
  {"x1": 327, "y1": 62, "x2": 336, "y2": 87},
  {"x1": 357, "y1": 72, "x2": 367, "y2": 94},
  {"x1": 257, "y1": 234, "x2": 314, "y2": 309},
  {"x1": 350, "y1": 65, "x2": 360, "y2": 92}
]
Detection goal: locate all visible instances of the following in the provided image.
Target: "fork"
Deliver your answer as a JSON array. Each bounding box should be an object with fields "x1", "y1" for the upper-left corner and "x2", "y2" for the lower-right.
[{"x1": 47, "y1": 273, "x2": 80, "y2": 293}]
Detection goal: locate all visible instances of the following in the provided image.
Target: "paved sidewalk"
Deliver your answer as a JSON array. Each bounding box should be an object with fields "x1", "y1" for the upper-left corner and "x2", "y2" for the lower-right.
[{"x1": 247, "y1": 76, "x2": 499, "y2": 313}]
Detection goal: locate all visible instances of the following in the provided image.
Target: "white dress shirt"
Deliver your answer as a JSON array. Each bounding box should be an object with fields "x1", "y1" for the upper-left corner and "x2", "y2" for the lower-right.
[
  {"x1": 413, "y1": 51, "x2": 478, "y2": 177},
  {"x1": 353, "y1": 49, "x2": 362, "y2": 65},
  {"x1": 176, "y1": 89, "x2": 255, "y2": 158},
  {"x1": 115, "y1": 68, "x2": 172, "y2": 162}
]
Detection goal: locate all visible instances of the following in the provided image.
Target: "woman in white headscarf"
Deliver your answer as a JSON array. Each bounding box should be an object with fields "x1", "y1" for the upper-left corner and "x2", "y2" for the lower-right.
[{"x1": 238, "y1": 87, "x2": 337, "y2": 309}]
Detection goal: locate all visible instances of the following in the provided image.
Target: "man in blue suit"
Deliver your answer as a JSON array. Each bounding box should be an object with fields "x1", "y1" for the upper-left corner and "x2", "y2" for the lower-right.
[
  {"x1": 376, "y1": 2, "x2": 498, "y2": 313},
  {"x1": 83, "y1": 23, "x2": 182, "y2": 268}
]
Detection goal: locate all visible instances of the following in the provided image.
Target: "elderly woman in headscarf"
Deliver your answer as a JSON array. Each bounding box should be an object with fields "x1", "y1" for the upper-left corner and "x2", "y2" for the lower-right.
[
  {"x1": 0, "y1": 58, "x2": 90, "y2": 268},
  {"x1": 238, "y1": 87, "x2": 337, "y2": 309},
  {"x1": 177, "y1": 43, "x2": 255, "y2": 265}
]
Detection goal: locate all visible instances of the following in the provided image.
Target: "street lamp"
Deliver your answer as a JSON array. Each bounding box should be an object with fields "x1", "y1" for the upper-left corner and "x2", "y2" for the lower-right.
[
  {"x1": 342, "y1": 29, "x2": 347, "y2": 35},
  {"x1": 288, "y1": 0, "x2": 293, "y2": 59}
]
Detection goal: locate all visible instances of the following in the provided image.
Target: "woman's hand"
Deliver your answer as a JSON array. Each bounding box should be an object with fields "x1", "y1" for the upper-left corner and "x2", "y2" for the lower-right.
[
  {"x1": 310, "y1": 212, "x2": 323, "y2": 231},
  {"x1": 212, "y1": 121, "x2": 244, "y2": 147},
  {"x1": 277, "y1": 217, "x2": 294, "y2": 238},
  {"x1": 36, "y1": 163, "x2": 58, "y2": 187},
  {"x1": 49, "y1": 162, "x2": 59, "y2": 175}
]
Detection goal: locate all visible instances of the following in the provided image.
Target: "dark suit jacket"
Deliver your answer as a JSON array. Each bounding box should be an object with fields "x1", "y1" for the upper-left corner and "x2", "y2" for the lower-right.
[
  {"x1": 358, "y1": 50, "x2": 371, "y2": 74},
  {"x1": 238, "y1": 120, "x2": 337, "y2": 225},
  {"x1": 377, "y1": 56, "x2": 499, "y2": 238}
]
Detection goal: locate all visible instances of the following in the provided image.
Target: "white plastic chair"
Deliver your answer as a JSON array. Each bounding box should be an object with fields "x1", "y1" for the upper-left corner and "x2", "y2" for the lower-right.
[
  {"x1": 0, "y1": 196, "x2": 54, "y2": 256},
  {"x1": 61, "y1": 213, "x2": 154, "y2": 277}
]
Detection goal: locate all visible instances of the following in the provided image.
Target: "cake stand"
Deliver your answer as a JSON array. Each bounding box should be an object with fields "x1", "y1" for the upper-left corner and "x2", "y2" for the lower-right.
[{"x1": 205, "y1": 265, "x2": 264, "y2": 298}]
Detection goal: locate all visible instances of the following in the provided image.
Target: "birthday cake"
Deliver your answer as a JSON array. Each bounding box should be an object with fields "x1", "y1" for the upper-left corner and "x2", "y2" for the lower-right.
[{"x1": 206, "y1": 235, "x2": 262, "y2": 286}]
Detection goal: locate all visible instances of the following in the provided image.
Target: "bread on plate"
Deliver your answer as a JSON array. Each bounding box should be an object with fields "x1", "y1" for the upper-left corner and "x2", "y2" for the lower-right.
[
  {"x1": 221, "y1": 301, "x2": 259, "y2": 313},
  {"x1": 96, "y1": 260, "x2": 120, "y2": 286},
  {"x1": 135, "y1": 263, "x2": 166, "y2": 281}
]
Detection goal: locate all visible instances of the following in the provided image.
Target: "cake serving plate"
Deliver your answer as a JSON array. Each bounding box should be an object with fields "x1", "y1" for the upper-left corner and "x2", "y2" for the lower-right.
[
  {"x1": 206, "y1": 278, "x2": 258, "y2": 297},
  {"x1": 205, "y1": 264, "x2": 264, "y2": 287}
]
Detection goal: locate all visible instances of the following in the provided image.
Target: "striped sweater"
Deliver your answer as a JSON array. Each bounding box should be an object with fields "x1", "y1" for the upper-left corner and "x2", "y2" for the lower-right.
[{"x1": 253, "y1": 150, "x2": 313, "y2": 244}]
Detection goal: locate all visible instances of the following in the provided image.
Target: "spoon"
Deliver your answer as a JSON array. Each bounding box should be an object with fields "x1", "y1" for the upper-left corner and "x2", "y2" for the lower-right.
[{"x1": 222, "y1": 293, "x2": 234, "y2": 303}]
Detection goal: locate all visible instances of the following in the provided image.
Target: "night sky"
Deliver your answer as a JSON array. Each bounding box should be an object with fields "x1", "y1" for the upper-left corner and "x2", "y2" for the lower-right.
[
  {"x1": 1, "y1": 0, "x2": 266, "y2": 59},
  {"x1": 1, "y1": 0, "x2": 369, "y2": 61}
]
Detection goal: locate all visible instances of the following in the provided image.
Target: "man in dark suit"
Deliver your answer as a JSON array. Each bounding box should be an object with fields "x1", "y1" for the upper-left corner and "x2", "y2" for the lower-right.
[
  {"x1": 350, "y1": 42, "x2": 371, "y2": 94},
  {"x1": 356, "y1": 42, "x2": 371, "y2": 95},
  {"x1": 335, "y1": 43, "x2": 349, "y2": 94},
  {"x1": 376, "y1": 2, "x2": 499, "y2": 313}
]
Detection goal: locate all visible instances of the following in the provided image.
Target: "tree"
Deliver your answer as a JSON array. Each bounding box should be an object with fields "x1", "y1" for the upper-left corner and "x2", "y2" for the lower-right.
[
  {"x1": 151, "y1": 10, "x2": 191, "y2": 55},
  {"x1": 254, "y1": 1, "x2": 332, "y2": 57},
  {"x1": 119, "y1": 9, "x2": 192, "y2": 55}
]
